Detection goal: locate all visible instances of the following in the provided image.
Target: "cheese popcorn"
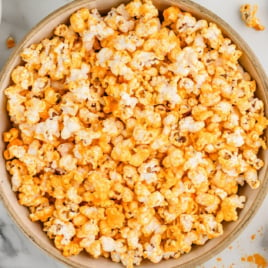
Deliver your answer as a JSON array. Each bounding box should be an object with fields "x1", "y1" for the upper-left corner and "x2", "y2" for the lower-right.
[
  {"x1": 3, "y1": 0, "x2": 268, "y2": 267},
  {"x1": 240, "y1": 4, "x2": 265, "y2": 31}
]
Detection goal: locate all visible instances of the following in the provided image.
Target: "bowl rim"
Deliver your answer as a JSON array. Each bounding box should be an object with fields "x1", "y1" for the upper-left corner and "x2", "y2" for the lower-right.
[{"x1": 1, "y1": 0, "x2": 268, "y2": 268}]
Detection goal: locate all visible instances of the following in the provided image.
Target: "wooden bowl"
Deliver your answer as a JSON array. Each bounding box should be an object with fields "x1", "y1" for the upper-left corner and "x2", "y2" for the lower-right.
[{"x1": 0, "y1": 0, "x2": 268, "y2": 267}]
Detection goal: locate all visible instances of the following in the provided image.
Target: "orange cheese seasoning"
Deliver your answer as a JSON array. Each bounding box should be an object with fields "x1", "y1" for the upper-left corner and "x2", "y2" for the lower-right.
[{"x1": 241, "y1": 253, "x2": 267, "y2": 268}]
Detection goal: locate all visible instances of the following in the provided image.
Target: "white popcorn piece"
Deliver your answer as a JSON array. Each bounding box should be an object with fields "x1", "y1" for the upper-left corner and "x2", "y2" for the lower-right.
[
  {"x1": 61, "y1": 116, "x2": 81, "y2": 139},
  {"x1": 100, "y1": 236, "x2": 116, "y2": 252},
  {"x1": 224, "y1": 128, "x2": 245, "y2": 147},
  {"x1": 35, "y1": 117, "x2": 60, "y2": 141},
  {"x1": 180, "y1": 214, "x2": 194, "y2": 232},
  {"x1": 179, "y1": 116, "x2": 205, "y2": 133}
]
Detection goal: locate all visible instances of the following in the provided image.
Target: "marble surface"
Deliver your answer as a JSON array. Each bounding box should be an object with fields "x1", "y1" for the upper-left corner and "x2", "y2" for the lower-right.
[{"x1": 1, "y1": 0, "x2": 268, "y2": 267}]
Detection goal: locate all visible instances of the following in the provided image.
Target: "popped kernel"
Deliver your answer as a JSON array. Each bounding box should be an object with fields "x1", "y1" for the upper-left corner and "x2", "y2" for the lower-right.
[
  {"x1": 3, "y1": 0, "x2": 268, "y2": 267},
  {"x1": 240, "y1": 4, "x2": 265, "y2": 31},
  {"x1": 6, "y1": 36, "x2": 16, "y2": 49}
]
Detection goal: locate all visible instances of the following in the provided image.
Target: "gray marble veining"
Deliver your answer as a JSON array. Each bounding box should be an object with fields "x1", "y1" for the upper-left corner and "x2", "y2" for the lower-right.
[
  {"x1": 0, "y1": 219, "x2": 18, "y2": 258},
  {"x1": 0, "y1": 203, "x2": 65, "y2": 268}
]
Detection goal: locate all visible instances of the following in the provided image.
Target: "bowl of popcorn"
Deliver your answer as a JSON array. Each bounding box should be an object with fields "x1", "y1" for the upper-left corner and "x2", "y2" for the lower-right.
[{"x1": 1, "y1": 0, "x2": 268, "y2": 267}]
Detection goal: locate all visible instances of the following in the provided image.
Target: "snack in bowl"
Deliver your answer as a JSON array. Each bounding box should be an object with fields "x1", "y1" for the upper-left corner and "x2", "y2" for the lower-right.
[{"x1": 2, "y1": 0, "x2": 268, "y2": 267}]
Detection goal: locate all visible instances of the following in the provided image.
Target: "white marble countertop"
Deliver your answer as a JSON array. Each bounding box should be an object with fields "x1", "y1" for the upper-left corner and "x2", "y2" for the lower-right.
[{"x1": 1, "y1": 0, "x2": 268, "y2": 267}]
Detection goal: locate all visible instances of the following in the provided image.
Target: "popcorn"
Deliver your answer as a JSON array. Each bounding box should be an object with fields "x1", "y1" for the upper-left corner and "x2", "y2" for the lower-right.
[
  {"x1": 61, "y1": 116, "x2": 82, "y2": 139},
  {"x1": 105, "y1": 207, "x2": 125, "y2": 229},
  {"x1": 179, "y1": 116, "x2": 205, "y2": 133},
  {"x1": 120, "y1": 92, "x2": 138, "y2": 108},
  {"x1": 202, "y1": 23, "x2": 223, "y2": 49},
  {"x1": 188, "y1": 166, "x2": 208, "y2": 186},
  {"x1": 130, "y1": 51, "x2": 158, "y2": 70},
  {"x1": 162, "y1": 147, "x2": 184, "y2": 168},
  {"x1": 100, "y1": 236, "x2": 116, "y2": 252},
  {"x1": 6, "y1": 36, "x2": 16, "y2": 49},
  {"x1": 244, "y1": 167, "x2": 260, "y2": 189},
  {"x1": 196, "y1": 193, "x2": 220, "y2": 213},
  {"x1": 138, "y1": 159, "x2": 160, "y2": 184},
  {"x1": 135, "y1": 18, "x2": 161, "y2": 38},
  {"x1": 147, "y1": 191, "x2": 166, "y2": 207},
  {"x1": 108, "y1": 51, "x2": 134, "y2": 79},
  {"x1": 219, "y1": 195, "x2": 246, "y2": 222},
  {"x1": 199, "y1": 214, "x2": 223, "y2": 238},
  {"x1": 86, "y1": 240, "x2": 102, "y2": 258},
  {"x1": 133, "y1": 125, "x2": 159, "y2": 145},
  {"x1": 11, "y1": 66, "x2": 33, "y2": 89},
  {"x1": 184, "y1": 150, "x2": 206, "y2": 170},
  {"x1": 240, "y1": 4, "x2": 265, "y2": 31},
  {"x1": 10, "y1": 169, "x2": 22, "y2": 191},
  {"x1": 169, "y1": 47, "x2": 199, "y2": 75},
  {"x1": 59, "y1": 154, "x2": 77, "y2": 172},
  {"x1": 180, "y1": 214, "x2": 195, "y2": 232},
  {"x1": 224, "y1": 127, "x2": 245, "y2": 147},
  {"x1": 113, "y1": 33, "x2": 144, "y2": 52},
  {"x1": 68, "y1": 63, "x2": 90, "y2": 82},
  {"x1": 70, "y1": 8, "x2": 90, "y2": 33},
  {"x1": 46, "y1": 219, "x2": 76, "y2": 245},
  {"x1": 25, "y1": 97, "x2": 47, "y2": 124},
  {"x1": 96, "y1": 47, "x2": 114, "y2": 67},
  {"x1": 35, "y1": 117, "x2": 60, "y2": 142},
  {"x1": 3, "y1": 0, "x2": 268, "y2": 267},
  {"x1": 156, "y1": 77, "x2": 181, "y2": 106}
]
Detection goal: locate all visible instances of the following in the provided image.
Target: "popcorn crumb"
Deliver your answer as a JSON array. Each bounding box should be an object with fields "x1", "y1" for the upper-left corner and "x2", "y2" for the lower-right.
[{"x1": 6, "y1": 36, "x2": 16, "y2": 49}]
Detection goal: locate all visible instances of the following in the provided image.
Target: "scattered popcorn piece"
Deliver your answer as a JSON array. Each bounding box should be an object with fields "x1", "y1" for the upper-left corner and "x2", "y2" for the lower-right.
[
  {"x1": 6, "y1": 36, "x2": 16, "y2": 49},
  {"x1": 240, "y1": 4, "x2": 265, "y2": 31}
]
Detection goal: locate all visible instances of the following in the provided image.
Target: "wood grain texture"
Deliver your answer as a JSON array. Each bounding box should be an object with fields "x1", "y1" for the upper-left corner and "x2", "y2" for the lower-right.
[{"x1": 0, "y1": 0, "x2": 267, "y2": 267}]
